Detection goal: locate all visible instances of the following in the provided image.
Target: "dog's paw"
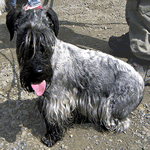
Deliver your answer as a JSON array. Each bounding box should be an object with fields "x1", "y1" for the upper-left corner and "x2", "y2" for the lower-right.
[
  {"x1": 104, "y1": 118, "x2": 130, "y2": 133},
  {"x1": 114, "y1": 118, "x2": 130, "y2": 133},
  {"x1": 41, "y1": 132, "x2": 61, "y2": 147},
  {"x1": 108, "y1": 118, "x2": 130, "y2": 133}
]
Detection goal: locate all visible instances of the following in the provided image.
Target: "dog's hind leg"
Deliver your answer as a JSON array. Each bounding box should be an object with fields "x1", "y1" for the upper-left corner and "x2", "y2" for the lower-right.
[
  {"x1": 99, "y1": 95, "x2": 131, "y2": 132},
  {"x1": 100, "y1": 72, "x2": 144, "y2": 132}
]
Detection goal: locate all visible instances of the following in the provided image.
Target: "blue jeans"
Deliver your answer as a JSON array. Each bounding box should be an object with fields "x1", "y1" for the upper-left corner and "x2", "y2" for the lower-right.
[
  {"x1": 28, "y1": 0, "x2": 42, "y2": 7},
  {"x1": 7, "y1": 0, "x2": 42, "y2": 7},
  {"x1": 7, "y1": 0, "x2": 16, "y2": 6}
]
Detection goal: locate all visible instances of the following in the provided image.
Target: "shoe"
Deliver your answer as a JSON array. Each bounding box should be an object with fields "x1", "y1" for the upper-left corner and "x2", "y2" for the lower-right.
[
  {"x1": 145, "y1": 66, "x2": 150, "y2": 86},
  {"x1": 24, "y1": 4, "x2": 41, "y2": 10},
  {"x1": 127, "y1": 56, "x2": 150, "y2": 86},
  {"x1": 108, "y1": 32, "x2": 131, "y2": 57}
]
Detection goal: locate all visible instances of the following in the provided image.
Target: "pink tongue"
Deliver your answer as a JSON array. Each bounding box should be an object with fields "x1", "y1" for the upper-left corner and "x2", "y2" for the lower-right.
[{"x1": 31, "y1": 80, "x2": 46, "y2": 96}]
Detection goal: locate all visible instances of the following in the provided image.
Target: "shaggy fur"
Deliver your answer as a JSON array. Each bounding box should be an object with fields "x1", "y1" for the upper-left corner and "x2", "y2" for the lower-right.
[
  {"x1": 0, "y1": 0, "x2": 5, "y2": 15},
  {"x1": 6, "y1": 7, "x2": 144, "y2": 147}
]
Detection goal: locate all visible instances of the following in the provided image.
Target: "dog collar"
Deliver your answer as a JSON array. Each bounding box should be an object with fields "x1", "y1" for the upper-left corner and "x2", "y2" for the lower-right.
[{"x1": 25, "y1": 5, "x2": 42, "y2": 11}]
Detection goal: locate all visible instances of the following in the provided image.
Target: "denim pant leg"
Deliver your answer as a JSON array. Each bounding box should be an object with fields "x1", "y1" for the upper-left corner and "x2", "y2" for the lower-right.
[
  {"x1": 43, "y1": 0, "x2": 49, "y2": 6},
  {"x1": 126, "y1": 0, "x2": 150, "y2": 61},
  {"x1": 28, "y1": 0, "x2": 42, "y2": 7},
  {"x1": 7, "y1": 0, "x2": 17, "y2": 6}
]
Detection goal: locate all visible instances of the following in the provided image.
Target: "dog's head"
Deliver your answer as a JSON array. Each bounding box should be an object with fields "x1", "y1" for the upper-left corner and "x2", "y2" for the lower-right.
[
  {"x1": 6, "y1": 6, "x2": 59, "y2": 40},
  {"x1": 6, "y1": 7, "x2": 59, "y2": 94}
]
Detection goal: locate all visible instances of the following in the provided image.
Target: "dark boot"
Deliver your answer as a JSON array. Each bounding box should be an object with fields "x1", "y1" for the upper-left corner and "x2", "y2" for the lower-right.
[
  {"x1": 127, "y1": 56, "x2": 150, "y2": 86},
  {"x1": 108, "y1": 32, "x2": 131, "y2": 57}
]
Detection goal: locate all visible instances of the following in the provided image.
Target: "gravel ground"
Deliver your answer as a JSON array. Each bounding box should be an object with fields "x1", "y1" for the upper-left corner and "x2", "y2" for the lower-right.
[{"x1": 0, "y1": 0, "x2": 150, "y2": 149}]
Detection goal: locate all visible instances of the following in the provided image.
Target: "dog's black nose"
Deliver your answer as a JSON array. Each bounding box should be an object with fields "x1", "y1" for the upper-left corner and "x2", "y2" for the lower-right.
[
  {"x1": 37, "y1": 69, "x2": 43, "y2": 73},
  {"x1": 34, "y1": 66, "x2": 44, "y2": 74}
]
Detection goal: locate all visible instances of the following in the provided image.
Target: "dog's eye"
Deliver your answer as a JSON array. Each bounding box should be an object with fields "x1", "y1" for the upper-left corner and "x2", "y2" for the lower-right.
[
  {"x1": 26, "y1": 49, "x2": 35, "y2": 60},
  {"x1": 40, "y1": 44, "x2": 45, "y2": 53}
]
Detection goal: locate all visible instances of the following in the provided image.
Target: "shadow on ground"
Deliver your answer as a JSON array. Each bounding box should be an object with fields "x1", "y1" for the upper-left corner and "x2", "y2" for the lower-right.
[
  {"x1": 58, "y1": 20, "x2": 111, "y2": 54},
  {"x1": 0, "y1": 19, "x2": 111, "y2": 54},
  {"x1": 0, "y1": 98, "x2": 45, "y2": 143}
]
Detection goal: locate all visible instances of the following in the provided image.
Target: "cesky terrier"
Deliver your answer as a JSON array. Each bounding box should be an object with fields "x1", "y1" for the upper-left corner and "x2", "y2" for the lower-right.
[{"x1": 6, "y1": 6, "x2": 144, "y2": 147}]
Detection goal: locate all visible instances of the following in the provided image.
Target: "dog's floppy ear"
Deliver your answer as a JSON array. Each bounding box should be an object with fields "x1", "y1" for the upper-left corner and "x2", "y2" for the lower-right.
[
  {"x1": 46, "y1": 8, "x2": 59, "y2": 37},
  {"x1": 6, "y1": 8, "x2": 21, "y2": 41}
]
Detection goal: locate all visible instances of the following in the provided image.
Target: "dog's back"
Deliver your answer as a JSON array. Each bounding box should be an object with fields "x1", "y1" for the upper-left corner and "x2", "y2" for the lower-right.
[{"x1": 49, "y1": 38, "x2": 144, "y2": 131}]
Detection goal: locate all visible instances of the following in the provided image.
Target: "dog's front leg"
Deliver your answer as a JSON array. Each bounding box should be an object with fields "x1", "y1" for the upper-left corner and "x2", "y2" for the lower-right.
[
  {"x1": 38, "y1": 94, "x2": 67, "y2": 147},
  {"x1": 41, "y1": 118, "x2": 63, "y2": 147}
]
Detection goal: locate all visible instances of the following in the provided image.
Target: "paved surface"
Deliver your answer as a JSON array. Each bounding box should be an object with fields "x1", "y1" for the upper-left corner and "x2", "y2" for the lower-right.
[{"x1": 0, "y1": 0, "x2": 150, "y2": 149}]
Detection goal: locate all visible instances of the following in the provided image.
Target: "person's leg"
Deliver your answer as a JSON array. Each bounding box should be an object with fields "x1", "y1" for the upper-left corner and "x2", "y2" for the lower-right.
[
  {"x1": 7, "y1": 0, "x2": 16, "y2": 7},
  {"x1": 109, "y1": 0, "x2": 150, "y2": 85},
  {"x1": 109, "y1": 0, "x2": 150, "y2": 60},
  {"x1": 127, "y1": 0, "x2": 150, "y2": 61},
  {"x1": 126, "y1": 0, "x2": 150, "y2": 84},
  {"x1": 6, "y1": 0, "x2": 16, "y2": 12},
  {"x1": 43, "y1": 0, "x2": 49, "y2": 6}
]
